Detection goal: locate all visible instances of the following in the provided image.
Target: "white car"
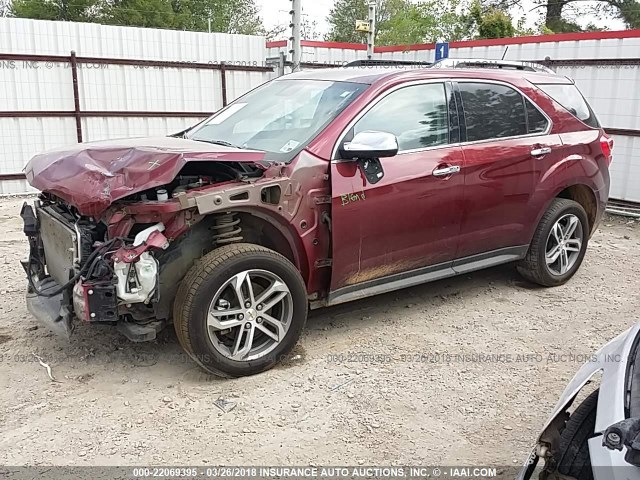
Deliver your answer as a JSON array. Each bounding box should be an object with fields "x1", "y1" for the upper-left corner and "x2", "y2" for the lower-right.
[{"x1": 519, "y1": 323, "x2": 640, "y2": 479}]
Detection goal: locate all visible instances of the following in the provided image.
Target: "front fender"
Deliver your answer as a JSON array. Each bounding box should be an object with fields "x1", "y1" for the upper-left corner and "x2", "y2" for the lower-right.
[{"x1": 540, "y1": 323, "x2": 638, "y2": 437}]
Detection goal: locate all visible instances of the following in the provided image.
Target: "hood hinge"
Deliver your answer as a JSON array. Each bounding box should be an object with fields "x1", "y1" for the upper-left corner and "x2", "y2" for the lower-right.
[
  {"x1": 315, "y1": 258, "x2": 332, "y2": 268},
  {"x1": 313, "y1": 195, "x2": 331, "y2": 205}
]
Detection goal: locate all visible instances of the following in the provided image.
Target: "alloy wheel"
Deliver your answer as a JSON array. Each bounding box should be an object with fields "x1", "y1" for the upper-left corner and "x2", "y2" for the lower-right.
[
  {"x1": 545, "y1": 214, "x2": 583, "y2": 276},
  {"x1": 207, "y1": 269, "x2": 293, "y2": 361}
]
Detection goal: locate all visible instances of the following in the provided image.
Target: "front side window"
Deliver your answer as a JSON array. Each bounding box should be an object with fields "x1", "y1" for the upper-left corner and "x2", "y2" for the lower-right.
[
  {"x1": 352, "y1": 83, "x2": 449, "y2": 152},
  {"x1": 459, "y1": 82, "x2": 527, "y2": 142},
  {"x1": 189, "y1": 79, "x2": 367, "y2": 161}
]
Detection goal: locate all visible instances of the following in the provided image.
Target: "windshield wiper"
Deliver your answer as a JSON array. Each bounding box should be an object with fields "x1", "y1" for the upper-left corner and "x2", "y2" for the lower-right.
[{"x1": 193, "y1": 138, "x2": 243, "y2": 149}]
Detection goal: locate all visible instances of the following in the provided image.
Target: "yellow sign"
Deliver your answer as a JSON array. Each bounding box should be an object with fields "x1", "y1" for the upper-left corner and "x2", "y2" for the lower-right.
[{"x1": 355, "y1": 20, "x2": 370, "y2": 32}]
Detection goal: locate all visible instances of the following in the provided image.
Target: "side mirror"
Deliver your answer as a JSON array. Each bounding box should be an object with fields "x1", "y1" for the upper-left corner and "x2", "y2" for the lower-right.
[
  {"x1": 342, "y1": 131, "x2": 399, "y2": 159},
  {"x1": 340, "y1": 131, "x2": 397, "y2": 185}
]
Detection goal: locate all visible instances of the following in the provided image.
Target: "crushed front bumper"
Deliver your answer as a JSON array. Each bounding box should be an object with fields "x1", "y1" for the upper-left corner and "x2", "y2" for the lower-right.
[{"x1": 26, "y1": 275, "x2": 73, "y2": 338}]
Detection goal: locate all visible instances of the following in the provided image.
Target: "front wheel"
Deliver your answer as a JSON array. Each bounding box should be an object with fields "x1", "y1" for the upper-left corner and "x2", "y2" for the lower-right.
[
  {"x1": 173, "y1": 243, "x2": 308, "y2": 378},
  {"x1": 517, "y1": 198, "x2": 590, "y2": 287},
  {"x1": 547, "y1": 389, "x2": 598, "y2": 480}
]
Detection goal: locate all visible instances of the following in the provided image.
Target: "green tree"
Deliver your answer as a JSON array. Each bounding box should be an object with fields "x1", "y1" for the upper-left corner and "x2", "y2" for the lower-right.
[
  {"x1": 478, "y1": 10, "x2": 515, "y2": 37},
  {"x1": 11, "y1": 0, "x2": 100, "y2": 22},
  {"x1": 483, "y1": 0, "x2": 640, "y2": 32},
  {"x1": 102, "y1": 0, "x2": 185, "y2": 29},
  {"x1": 265, "y1": 19, "x2": 322, "y2": 41},
  {"x1": 1, "y1": 0, "x2": 11, "y2": 16},
  {"x1": 467, "y1": 1, "x2": 515, "y2": 38},
  {"x1": 171, "y1": 0, "x2": 264, "y2": 34},
  {"x1": 326, "y1": 0, "x2": 405, "y2": 44},
  {"x1": 11, "y1": 0, "x2": 266, "y2": 34},
  {"x1": 326, "y1": 0, "x2": 474, "y2": 45}
]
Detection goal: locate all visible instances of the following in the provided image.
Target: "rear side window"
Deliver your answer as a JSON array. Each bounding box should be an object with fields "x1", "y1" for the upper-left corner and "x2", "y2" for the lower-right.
[
  {"x1": 459, "y1": 83, "x2": 527, "y2": 141},
  {"x1": 536, "y1": 83, "x2": 600, "y2": 128}
]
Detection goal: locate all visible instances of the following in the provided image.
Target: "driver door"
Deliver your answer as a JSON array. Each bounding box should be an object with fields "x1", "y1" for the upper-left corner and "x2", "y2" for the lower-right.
[{"x1": 329, "y1": 81, "x2": 465, "y2": 298}]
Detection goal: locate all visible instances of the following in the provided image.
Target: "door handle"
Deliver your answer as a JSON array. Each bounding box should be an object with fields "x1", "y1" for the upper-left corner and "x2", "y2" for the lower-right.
[
  {"x1": 531, "y1": 147, "x2": 551, "y2": 157},
  {"x1": 432, "y1": 165, "x2": 461, "y2": 177}
]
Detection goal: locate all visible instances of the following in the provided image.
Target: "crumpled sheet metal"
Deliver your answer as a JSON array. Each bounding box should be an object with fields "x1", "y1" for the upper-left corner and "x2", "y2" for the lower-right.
[{"x1": 25, "y1": 136, "x2": 266, "y2": 217}]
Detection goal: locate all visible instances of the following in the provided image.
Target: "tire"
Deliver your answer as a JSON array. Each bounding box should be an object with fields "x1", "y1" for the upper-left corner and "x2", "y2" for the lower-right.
[
  {"x1": 173, "y1": 243, "x2": 308, "y2": 378},
  {"x1": 628, "y1": 343, "x2": 640, "y2": 417},
  {"x1": 554, "y1": 389, "x2": 599, "y2": 480},
  {"x1": 517, "y1": 198, "x2": 590, "y2": 287}
]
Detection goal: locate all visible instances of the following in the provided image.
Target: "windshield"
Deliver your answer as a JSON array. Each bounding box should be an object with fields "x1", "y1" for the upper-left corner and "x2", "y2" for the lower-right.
[{"x1": 188, "y1": 79, "x2": 368, "y2": 161}]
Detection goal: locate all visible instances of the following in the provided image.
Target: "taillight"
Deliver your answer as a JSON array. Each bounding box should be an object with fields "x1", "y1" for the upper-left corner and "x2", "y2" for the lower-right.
[{"x1": 600, "y1": 134, "x2": 613, "y2": 164}]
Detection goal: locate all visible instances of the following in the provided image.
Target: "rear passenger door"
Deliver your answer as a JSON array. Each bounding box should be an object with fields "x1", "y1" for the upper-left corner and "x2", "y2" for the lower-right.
[{"x1": 455, "y1": 81, "x2": 563, "y2": 260}]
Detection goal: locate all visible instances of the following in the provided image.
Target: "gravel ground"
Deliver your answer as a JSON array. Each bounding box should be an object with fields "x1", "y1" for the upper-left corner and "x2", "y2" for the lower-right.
[{"x1": 0, "y1": 195, "x2": 638, "y2": 468}]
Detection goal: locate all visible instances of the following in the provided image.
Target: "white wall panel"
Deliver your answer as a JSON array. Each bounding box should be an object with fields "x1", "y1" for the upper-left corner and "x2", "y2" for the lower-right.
[
  {"x1": 0, "y1": 18, "x2": 266, "y2": 62},
  {"x1": 0, "y1": 117, "x2": 77, "y2": 174},
  {"x1": 0, "y1": 18, "x2": 271, "y2": 190},
  {"x1": 609, "y1": 135, "x2": 640, "y2": 203},
  {"x1": 0, "y1": 179, "x2": 37, "y2": 195},
  {"x1": 0, "y1": 60, "x2": 73, "y2": 111},
  {"x1": 81, "y1": 117, "x2": 204, "y2": 143},
  {"x1": 78, "y1": 66, "x2": 223, "y2": 112}
]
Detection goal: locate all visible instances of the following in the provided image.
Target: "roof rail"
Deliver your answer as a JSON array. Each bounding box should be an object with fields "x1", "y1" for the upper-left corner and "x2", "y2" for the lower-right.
[
  {"x1": 431, "y1": 58, "x2": 555, "y2": 74},
  {"x1": 344, "y1": 59, "x2": 432, "y2": 68}
]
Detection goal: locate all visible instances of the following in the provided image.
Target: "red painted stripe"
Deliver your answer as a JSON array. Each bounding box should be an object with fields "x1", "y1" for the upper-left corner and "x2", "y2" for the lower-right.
[
  {"x1": 267, "y1": 29, "x2": 640, "y2": 53},
  {"x1": 266, "y1": 40, "x2": 287, "y2": 48},
  {"x1": 301, "y1": 40, "x2": 368, "y2": 50}
]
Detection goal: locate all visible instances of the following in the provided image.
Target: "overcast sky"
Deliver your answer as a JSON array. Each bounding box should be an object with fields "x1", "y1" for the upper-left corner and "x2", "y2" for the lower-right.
[{"x1": 254, "y1": 0, "x2": 626, "y2": 39}]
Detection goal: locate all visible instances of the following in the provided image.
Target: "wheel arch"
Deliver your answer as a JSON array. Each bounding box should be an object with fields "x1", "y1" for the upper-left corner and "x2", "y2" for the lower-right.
[
  {"x1": 555, "y1": 184, "x2": 598, "y2": 235},
  {"x1": 527, "y1": 182, "x2": 599, "y2": 247},
  {"x1": 153, "y1": 209, "x2": 309, "y2": 321},
  {"x1": 234, "y1": 210, "x2": 309, "y2": 283}
]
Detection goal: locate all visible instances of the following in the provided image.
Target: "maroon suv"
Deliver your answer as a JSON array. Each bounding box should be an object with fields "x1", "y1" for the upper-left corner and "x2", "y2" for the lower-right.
[{"x1": 21, "y1": 62, "x2": 612, "y2": 377}]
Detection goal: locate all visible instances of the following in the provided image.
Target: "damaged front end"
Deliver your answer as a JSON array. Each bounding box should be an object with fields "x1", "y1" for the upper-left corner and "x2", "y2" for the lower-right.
[
  {"x1": 19, "y1": 137, "x2": 295, "y2": 342},
  {"x1": 20, "y1": 198, "x2": 173, "y2": 341}
]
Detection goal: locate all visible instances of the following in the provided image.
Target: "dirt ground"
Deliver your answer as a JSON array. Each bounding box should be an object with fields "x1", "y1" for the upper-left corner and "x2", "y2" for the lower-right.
[{"x1": 0, "y1": 195, "x2": 638, "y2": 468}]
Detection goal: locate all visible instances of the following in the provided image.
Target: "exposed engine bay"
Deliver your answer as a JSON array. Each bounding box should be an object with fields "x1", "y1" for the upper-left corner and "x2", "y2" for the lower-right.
[
  {"x1": 116, "y1": 161, "x2": 263, "y2": 203},
  {"x1": 20, "y1": 163, "x2": 267, "y2": 342}
]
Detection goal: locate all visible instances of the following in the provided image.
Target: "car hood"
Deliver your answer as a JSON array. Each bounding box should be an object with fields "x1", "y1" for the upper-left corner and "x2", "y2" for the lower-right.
[{"x1": 25, "y1": 136, "x2": 267, "y2": 216}]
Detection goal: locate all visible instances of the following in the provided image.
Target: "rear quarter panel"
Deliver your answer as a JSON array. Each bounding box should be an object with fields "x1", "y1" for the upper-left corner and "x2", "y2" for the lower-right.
[{"x1": 517, "y1": 82, "x2": 610, "y2": 244}]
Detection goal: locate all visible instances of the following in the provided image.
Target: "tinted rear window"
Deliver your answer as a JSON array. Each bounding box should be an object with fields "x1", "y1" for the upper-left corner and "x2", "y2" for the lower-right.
[
  {"x1": 537, "y1": 84, "x2": 600, "y2": 128},
  {"x1": 525, "y1": 100, "x2": 549, "y2": 133},
  {"x1": 459, "y1": 83, "x2": 527, "y2": 141}
]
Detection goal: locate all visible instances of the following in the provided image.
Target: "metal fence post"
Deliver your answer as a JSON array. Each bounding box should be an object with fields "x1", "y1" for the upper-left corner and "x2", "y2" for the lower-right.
[
  {"x1": 367, "y1": 2, "x2": 376, "y2": 60},
  {"x1": 220, "y1": 61, "x2": 228, "y2": 107},
  {"x1": 290, "y1": 0, "x2": 302, "y2": 72},
  {"x1": 69, "y1": 51, "x2": 83, "y2": 143}
]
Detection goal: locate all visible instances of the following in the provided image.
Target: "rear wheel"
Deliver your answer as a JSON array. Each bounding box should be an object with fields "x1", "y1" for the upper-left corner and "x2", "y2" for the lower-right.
[
  {"x1": 173, "y1": 243, "x2": 308, "y2": 378},
  {"x1": 517, "y1": 198, "x2": 589, "y2": 287}
]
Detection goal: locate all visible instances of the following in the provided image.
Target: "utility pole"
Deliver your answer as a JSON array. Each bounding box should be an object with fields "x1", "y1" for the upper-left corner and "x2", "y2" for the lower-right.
[
  {"x1": 367, "y1": 2, "x2": 376, "y2": 60},
  {"x1": 290, "y1": 0, "x2": 302, "y2": 72}
]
